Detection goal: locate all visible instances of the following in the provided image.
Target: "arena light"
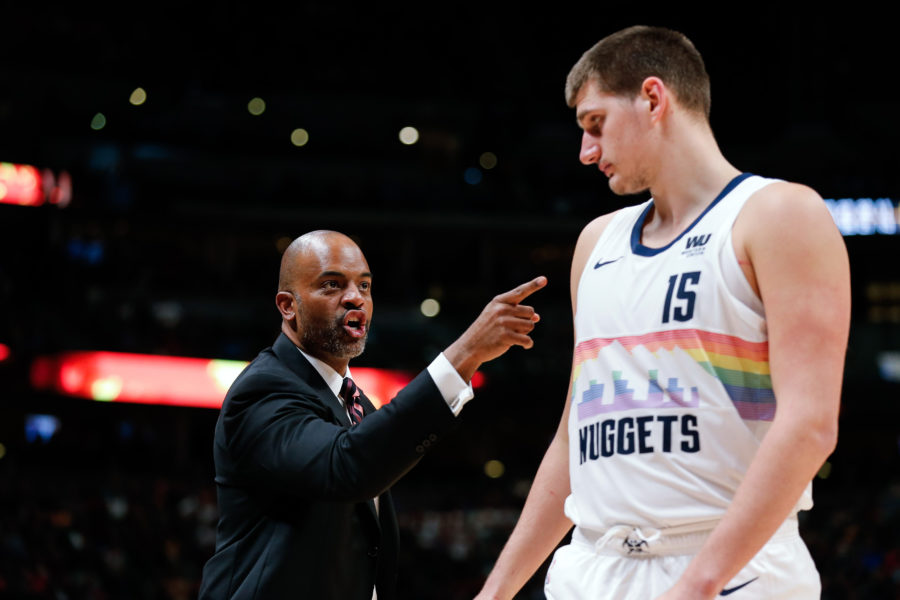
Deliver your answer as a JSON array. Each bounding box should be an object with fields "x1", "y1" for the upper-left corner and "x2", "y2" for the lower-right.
[
  {"x1": 28, "y1": 350, "x2": 482, "y2": 409},
  {"x1": 247, "y1": 97, "x2": 266, "y2": 116},
  {"x1": 129, "y1": 87, "x2": 147, "y2": 106},
  {"x1": 0, "y1": 162, "x2": 42, "y2": 206},
  {"x1": 0, "y1": 162, "x2": 72, "y2": 207},
  {"x1": 824, "y1": 197, "x2": 899, "y2": 236},
  {"x1": 878, "y1": 351, "x2": 900, "y2": 383},
  {"x1": 420, "y1": 298, "x2": 440, "y2": 317},
  {"x1": 398, "y1": 126, "x2": 419, "y2": 145},
  {"x1": 291, "y1": 128, "x2": 309, "y2": 147},
  {"x1": 90, "y1": 113, "x2": 107, "y2": 131},
  {"x1": 24, "y1": 414, "x2": 61, "y2": 443},
  {"x1": 479, "y1": 152, "x2": 498, "y2": 169}
]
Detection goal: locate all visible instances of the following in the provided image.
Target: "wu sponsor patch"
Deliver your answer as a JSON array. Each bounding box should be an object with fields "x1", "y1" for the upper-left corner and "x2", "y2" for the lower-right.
[{"x1": 681, "y1": 233, "x2": 711, "y2": 257}]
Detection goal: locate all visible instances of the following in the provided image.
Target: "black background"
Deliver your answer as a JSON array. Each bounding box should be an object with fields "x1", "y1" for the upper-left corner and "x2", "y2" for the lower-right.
[{"x1": 0, "y1": 4, "x2": 898, "y2": 599}]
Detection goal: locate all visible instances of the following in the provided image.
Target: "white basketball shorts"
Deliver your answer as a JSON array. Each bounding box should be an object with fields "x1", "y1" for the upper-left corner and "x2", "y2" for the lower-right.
[{"x1": 544, "y1": 518, "x2": 820, "y2": 599}]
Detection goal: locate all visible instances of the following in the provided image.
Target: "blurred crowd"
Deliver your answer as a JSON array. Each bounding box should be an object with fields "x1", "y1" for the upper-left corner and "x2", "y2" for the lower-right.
[{"x1": 0, "y1": 403, "x2": 897, "y2": 600}]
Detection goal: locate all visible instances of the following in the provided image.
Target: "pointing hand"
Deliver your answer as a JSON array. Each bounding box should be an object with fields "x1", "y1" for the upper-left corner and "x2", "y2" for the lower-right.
[{"x1": 444, "y1": 276, "x2": 547, "y2": 382}]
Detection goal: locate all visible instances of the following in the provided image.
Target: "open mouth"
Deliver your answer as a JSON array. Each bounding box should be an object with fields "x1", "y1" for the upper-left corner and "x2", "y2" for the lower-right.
[{"x1": 342, "y1": 310, "x2": 368, "y2": 339}]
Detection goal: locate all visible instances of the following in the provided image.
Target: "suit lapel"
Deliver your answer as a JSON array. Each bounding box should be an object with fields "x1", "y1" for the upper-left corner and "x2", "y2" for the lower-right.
[
  {"x1": 272, "y1": 333, "x2": 382, "y2": 530},
  {"x1": 271, "y1": 333, "x2": 351, "y2": 427}
]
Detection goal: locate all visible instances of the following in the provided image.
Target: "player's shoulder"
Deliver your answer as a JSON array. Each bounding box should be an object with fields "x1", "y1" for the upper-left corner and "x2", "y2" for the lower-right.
[
  {"x1": 735, "y1": 178, "x2": 844, "y2": 265},
  {"x1": 738, "y1": 179, "x2": 837, "y2": 238},
  {"x1": 569, "y1": 209, "x2": 625, "y2": 307},
  {"x1": 574, "y1": 209, "x2": 624, "y2": 253},
  {"x1": 744, "y1": 179, "x2": 829, "y2": 221}
]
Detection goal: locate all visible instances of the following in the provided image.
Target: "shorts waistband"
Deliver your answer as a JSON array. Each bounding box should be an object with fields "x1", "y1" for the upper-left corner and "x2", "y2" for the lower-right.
[{"x1": 571, "y1": 516, "x2": 799, "y2": 557}]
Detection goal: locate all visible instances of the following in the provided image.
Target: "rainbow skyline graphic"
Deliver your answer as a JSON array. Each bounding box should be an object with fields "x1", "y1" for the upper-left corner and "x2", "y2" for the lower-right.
[{"x1": 572, "y1": 329, "x2": 774, "y2": 422}]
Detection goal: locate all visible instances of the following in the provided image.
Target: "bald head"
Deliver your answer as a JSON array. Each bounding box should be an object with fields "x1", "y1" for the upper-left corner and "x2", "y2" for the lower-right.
[{"x1": 278, "y1": 230, "x2": 361, "y2": 293}]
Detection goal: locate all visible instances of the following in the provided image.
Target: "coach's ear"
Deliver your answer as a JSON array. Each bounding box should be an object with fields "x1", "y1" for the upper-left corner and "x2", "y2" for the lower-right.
[
  {"x1": 640, "y1": 76, "x2": 669, "y2": 124},
  {"x1": 276, "y1": 291, "x2": 297, "y2": 323}
]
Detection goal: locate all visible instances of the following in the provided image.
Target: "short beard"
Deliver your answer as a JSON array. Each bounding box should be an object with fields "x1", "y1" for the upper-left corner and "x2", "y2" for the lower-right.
[
  {"x1": 301, "y1": 323, "x2": 367, "y2": 360},
  {"x1": 296, "y1": 298, "x2": 367, "y2": 360}
]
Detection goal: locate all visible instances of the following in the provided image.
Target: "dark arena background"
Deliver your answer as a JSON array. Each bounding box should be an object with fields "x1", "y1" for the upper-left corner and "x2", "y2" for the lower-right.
[{"x1": 1, "y1": 5, "x2": 898, "y2": 599}]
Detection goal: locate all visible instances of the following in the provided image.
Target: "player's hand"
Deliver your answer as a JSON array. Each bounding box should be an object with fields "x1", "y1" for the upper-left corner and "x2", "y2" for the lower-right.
[{"x1": 444, "y1": 276, "x2": 547, "y2": 382}]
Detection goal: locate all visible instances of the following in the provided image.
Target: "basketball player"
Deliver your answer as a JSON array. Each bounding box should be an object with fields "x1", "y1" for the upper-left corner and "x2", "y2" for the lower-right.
[{"x1": 474, "y1": 26, "x2": 850, "y2": 599}]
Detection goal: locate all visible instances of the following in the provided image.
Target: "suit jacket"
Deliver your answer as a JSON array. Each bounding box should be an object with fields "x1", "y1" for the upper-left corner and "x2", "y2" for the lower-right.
[{"x1": 198, "y1": 333, "x2": 458, "y2": 599}]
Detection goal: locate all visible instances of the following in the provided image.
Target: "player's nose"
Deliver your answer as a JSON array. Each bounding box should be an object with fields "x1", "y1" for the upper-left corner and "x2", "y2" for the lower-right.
[{"x1": 580, "y1": 131, "x2": 600, "y2": 165}]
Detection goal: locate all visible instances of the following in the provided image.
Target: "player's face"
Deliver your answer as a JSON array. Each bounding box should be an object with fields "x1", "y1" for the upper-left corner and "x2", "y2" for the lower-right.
[
  {"x1": 292, "y1": 238, "x2": 373, "y2": 373},
  {"x1": 574, "y1": 79, "x2": 654, "y2": 196}
]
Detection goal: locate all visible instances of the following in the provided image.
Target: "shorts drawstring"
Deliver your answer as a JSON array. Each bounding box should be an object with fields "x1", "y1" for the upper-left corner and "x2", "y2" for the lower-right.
[
  {"x1": 574, "y1": 517, "x2": 799, "y2": 557},
  {"x1": 595, "y1": 525, "x2": 662, "y2": 555}
]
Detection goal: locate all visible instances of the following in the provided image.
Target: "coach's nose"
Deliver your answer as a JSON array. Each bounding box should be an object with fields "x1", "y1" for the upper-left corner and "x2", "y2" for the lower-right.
[{"x1": 341, "y1": 283, "x2": 366, "y2": 309}]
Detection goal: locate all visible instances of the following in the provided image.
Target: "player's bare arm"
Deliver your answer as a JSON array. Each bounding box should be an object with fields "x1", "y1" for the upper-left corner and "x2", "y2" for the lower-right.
[
  {"x1": 658, "y1": 182, "x2": 851, "y2": 599},
  {"x1": 474, "y1": 211, "x2": 619, "y2": 600}
]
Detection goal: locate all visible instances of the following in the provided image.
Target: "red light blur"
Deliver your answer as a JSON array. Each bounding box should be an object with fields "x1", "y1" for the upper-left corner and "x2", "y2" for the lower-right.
[
  {"x1": 0, "y1": 162, "x2": 43, "y2": 206},
  {"x1": 28, "y1": 350, "x2": 485, "y2": 409},
  {"x1": 0, "y1": 162, "x2": 72, "y2": 207},
  {"x1": 28, "y1": 351, "x2": 426, "y2": 409}
]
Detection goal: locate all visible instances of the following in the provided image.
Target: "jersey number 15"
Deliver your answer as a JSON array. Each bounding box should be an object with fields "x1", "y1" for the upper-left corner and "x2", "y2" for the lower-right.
[{"x1": 662, "y1": 271, "x2": 701, "y2": 323}]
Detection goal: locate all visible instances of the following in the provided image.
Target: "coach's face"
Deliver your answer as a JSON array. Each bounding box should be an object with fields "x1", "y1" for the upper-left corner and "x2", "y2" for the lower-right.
[{"x1": 284, "y1": 234, "x2": 373, "y2": 374}]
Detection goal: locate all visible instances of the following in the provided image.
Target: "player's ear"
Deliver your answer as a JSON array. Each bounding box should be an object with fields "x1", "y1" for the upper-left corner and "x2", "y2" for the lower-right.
[
  {"x1": 640, "y1": 76, "x2": 668, "y2": 123},
  {"x1": 275, "y1": 291, "x2": 297, "y2": 321}
]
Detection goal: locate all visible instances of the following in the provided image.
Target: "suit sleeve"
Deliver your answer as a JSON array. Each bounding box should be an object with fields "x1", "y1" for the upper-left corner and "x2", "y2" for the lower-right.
[{"x1": 218, "y1": 363, "x2": 458, "y2": 503}]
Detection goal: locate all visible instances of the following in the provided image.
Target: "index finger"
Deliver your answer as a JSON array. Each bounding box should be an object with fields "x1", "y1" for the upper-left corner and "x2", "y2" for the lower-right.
[{"x1": 496, "y1": 276, "x2": 548, "y2": 304}]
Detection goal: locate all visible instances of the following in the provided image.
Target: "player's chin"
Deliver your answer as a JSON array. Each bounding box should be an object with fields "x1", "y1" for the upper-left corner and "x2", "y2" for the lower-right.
[
  {"x1": 609, "y1": 177, "x2": 647, "y2": 197},
  {"x1": 606, "y1": 175, "x2": 626, "y2": 195}
]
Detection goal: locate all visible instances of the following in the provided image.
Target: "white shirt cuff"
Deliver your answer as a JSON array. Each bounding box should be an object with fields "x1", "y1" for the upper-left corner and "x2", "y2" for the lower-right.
[{"x1": 427, "y1": 352, "x2": 475, "y2": 416}]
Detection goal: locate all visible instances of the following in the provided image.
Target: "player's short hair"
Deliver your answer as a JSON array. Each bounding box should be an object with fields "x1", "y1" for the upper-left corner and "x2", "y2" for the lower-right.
[{"x1": 565, "y1": 25, "x2": 711, "y2": 120}]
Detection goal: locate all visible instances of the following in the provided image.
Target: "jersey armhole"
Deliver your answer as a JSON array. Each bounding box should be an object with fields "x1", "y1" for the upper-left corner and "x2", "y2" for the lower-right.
[
  {"x1": 721, "y1": 185, "x2": 772, "y2": 319},
  {"x1": 573, "y1": 206, "x2": 641, "y2": 315},
  {"x1": 722, "y1": 228, "x2": 764, "y2": 316}
]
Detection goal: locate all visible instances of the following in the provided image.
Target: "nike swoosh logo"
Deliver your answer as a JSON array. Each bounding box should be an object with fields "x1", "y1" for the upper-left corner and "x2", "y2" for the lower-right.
[
  {"x1": 720, "y1": 577, "x2": 759, "y2": 596},
  {"x1": 594, "y1": 257, "x2": 622, "y2": 269}
]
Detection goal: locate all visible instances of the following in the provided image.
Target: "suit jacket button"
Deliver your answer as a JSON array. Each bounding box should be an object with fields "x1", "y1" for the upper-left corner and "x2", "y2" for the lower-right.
[
  {"x1": 422, "y1": 439, "x2": 431, "y2": 448},
  {"x1": 428, "y1": 433, "x2": 438, "y2": 441},
  {"x1": 415, "y1": 445, "x2": 425, "y2": 453},
  {"x1": 368, "y1": 546, "x2": 378, "y2": 557}
]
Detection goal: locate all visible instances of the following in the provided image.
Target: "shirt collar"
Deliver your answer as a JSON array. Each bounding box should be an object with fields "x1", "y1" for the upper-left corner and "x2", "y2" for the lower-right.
[{"x1": 296, "y1": 347, "x2": 351, "y2": 400}]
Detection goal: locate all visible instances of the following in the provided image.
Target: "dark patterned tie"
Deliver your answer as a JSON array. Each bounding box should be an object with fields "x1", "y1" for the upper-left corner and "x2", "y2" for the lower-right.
[{"x1": 339, "y1": 377, "x2": 365, "y2": 425}]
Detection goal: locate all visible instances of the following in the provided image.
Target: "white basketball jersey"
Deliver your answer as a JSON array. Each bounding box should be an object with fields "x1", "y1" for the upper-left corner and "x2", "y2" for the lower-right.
[{"x1": 566, "y1": 173, "x2": 813, "y2": 532}]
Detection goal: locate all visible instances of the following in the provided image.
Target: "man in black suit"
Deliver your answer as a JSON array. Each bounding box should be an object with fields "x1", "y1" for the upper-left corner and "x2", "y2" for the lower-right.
[{"x1": 198, "y1": 230, "x2": 546, "y2": 599}]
